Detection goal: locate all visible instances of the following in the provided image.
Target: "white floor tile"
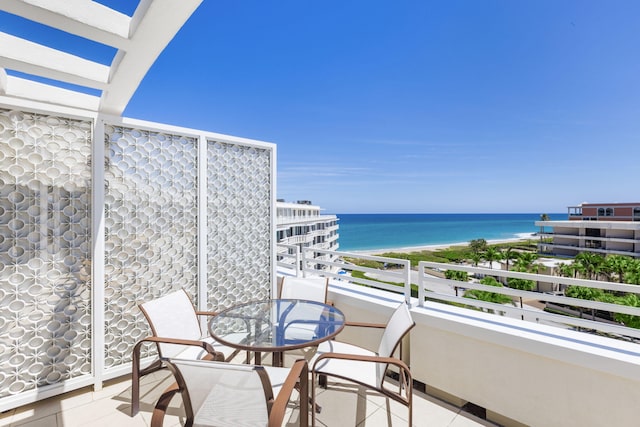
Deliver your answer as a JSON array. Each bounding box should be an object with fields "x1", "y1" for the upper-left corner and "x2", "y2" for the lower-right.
[
  {"x1": 12, "y1": 414, "x2": 57, "y2": 427},
  {"x1": 1, "y1": 371, "x2": 495, "y2": 427}
]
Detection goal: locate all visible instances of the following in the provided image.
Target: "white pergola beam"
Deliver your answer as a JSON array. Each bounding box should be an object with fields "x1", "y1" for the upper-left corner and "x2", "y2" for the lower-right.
[
  {"x1": 0, "y1": 68, "x2": 7, "y2": 94},
  {"x1": 0, "y1": 32, "x2": 110, "y2": 89},
  {"x1": 0, "y1": 0, "x2": 130, "y2": 48},
  {"x1": 99, "y1": 0, "x2": 203, "y2": 115},
  {"x1": 3, "y1": 75, "x2": 100, "y2": 110},
  {"x1": 0, "y1": 0, "x2": 203, "y2": 115}
]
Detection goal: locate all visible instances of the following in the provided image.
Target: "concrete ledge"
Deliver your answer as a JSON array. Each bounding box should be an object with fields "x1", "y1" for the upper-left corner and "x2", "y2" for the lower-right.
[{"x1": 327, "y1": 279, "x2": 640, "y2": 427}]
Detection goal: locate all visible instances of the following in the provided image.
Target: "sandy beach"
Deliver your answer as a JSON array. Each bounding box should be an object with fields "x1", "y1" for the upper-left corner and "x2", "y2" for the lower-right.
[{"x1": 347, "y1": 233, "x2": 537, "y2": 255}]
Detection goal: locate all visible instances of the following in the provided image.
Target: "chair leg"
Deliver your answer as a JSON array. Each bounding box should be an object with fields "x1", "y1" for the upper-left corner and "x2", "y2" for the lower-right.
[
  {"x1": 131, "y1": 341, "x2": 143, "y2": 417},
  {"x1": 300, "y1": 365, "x2": 309, "y2": 427},
  {"x1": 407, "y1": 374, "x2": 413, "y2": 427},
  {"x1": 311, "y1": 371, "x2": 317, "y2": 427},
  {"x1": 132, "y1": 374, "x2": 139, "y2": 415},
  {"x1": 131, "y1": 341, "x2": 163, "y2": 417},
  {"x1": 150, "y1": 382, "x2": 180, "y2": 427},
  {"x1": 318, "y1": 374, "x2": 327, "y2": 388}
]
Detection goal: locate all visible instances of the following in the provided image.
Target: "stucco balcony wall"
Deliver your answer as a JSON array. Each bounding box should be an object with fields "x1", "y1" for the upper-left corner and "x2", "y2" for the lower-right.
[{"x1": 327, "y1": 279, "x2": 640, "y2": 427}]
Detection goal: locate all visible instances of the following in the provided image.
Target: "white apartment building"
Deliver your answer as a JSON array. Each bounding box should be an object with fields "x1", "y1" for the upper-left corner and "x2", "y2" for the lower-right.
[
  {"x1": 276, "y1": 200, "x2": 340, "y2": 270},
  {"x1": 536, "y1": 202, "x2": 640, "y2": 258}
]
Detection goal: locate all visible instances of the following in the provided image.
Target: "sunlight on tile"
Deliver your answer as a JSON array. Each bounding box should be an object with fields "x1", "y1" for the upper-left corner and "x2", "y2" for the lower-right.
[{"x1": 0, "y1": 369, "x2": 496, "y2": 427}]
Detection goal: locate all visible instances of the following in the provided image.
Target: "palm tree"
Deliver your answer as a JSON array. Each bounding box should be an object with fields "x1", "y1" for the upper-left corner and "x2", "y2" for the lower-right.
[
  {"x1": 514, "y1": 252, "x2": 537, "y2": 272},
  {"x1": 502, "y1": 247, "x2": 517, "y2": 271},
  {"x1": 445, "y1": 269, "x2": 469, "y2": 282},
  {"x1": 483, "y1": 247, "x2": 501, "y2": 269},
  {"x1": 604, "y1": 255, "x2": 631, "y2": 283},
  {"x1": 509, "y1": 252, "x2": 539, "y2": 291},
  {"x1": 469, "y1": 252, "x2": 483, "y2": 267},
  {"x1": 574, "y1": 252, "x2": 605, "y2": 280},
  {"x1": 625, "y1": 270, "x2": 640, "y2": 285},
  {"x1": 464, "y1": 276, "x2": 512, "y2": 311},
  {"x1": 557, "y1": 263, "x2": 576, "y2": 278},
  {"x1": 624, "y1": 259, "x2": 640, "y2": 284}
]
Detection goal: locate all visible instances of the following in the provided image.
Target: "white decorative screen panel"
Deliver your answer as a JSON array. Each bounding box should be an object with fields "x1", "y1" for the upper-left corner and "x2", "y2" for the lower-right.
[
  {"x1": 103, "y1": 126, "x2": 198, "y2": 368},
  {"x1": 0, "y1": 109, "x2": 92, "y2": 398},
  {"x1": 206, "y1": 141, "x2": 272, "y2": 310},
  {"x1": 0, "y1": 111, "x2": 274, "y2": 409}
]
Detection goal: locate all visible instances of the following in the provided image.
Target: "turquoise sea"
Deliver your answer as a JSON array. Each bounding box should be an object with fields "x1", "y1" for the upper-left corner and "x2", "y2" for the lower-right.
[{"x1": 333, "y1": 213, "x2": 565, "y2": 252}]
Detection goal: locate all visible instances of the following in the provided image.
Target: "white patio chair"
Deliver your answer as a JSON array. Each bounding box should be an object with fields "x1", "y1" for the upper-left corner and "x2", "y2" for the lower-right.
[
  {"x1": 151, "y1": 358, "x2": 309, "y2": 427},
  {"x1": 310, "y1": 302, "x2": 415, "y2": 426},
  {"x1": 131, "y1": 289, "x2": 239, "y2": 416},
  {"x1": 278, "y1": 276, "x2": 329, "y2": 303},
  {"x1": 276, "y1": 277, "x2": 332, "y2": 361}
]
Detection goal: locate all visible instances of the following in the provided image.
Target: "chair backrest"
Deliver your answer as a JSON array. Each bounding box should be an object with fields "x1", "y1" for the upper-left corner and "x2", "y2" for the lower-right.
[
  {"x1": 279, "y1": 276, "x2": 328, "y2": 303},
  {"x1": 139, "y1": 289, "x2": 202, "y2": 358},
  {"x1": 376, "y1": 303, "x2": 415, "y2": 386},
  {"x1": 167, "y1": 358, "x2": 272, "y2": 427}
]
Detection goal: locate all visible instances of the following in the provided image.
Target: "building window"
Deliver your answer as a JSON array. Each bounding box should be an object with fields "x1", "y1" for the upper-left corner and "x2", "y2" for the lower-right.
[
  {"x1": 597, "y1": 207, "x2": 614, "y2": 217},
  {"x1": 586, "y1": 228, "x2": 601, "y2": 237}
]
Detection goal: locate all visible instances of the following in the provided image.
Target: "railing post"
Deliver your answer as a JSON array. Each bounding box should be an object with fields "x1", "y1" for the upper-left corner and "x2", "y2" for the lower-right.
[
  {"x1": 417, "y1": 261, "x2": 426, "y2": 307},
  {"x1": 403, "y1": 259, "x2": 411, "y2": 304},
  {"x1": 300, "y1": 247, "x2": 307, "y2": 278},
  {"x1": 294, "y1": 245, "x2": 302, "y2": 277}
]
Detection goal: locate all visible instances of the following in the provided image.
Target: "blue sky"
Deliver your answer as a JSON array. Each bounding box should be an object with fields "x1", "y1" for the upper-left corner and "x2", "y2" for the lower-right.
[{"x1": 5, "y1": 1, "x2": 640, "y2": 214}]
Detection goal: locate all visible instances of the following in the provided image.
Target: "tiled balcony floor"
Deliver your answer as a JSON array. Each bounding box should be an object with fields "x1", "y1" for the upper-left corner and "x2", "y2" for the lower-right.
[{"x1": 0, "y1": 360, "x2": 497, "y2": 427}]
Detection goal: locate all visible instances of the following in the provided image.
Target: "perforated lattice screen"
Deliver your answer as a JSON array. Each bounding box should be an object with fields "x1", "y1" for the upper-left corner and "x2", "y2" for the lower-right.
[
  {"x1": 0, "y1": 110, "x2": 273, "y2": 405},
  {"x1": 103, "y1": 126, "x2": 199, "y2": 367},
  {"x1": 206, "y1": 141, "x2": 271, "y2": 310},
  {"x1": 0, "y1": 109, "x2": 92, "y2": 397}
]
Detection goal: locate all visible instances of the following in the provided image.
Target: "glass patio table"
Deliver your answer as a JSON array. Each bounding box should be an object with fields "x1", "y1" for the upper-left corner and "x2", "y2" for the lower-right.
[{"x1": 208, "y1": 299, "x2": 345, "y2": 366}]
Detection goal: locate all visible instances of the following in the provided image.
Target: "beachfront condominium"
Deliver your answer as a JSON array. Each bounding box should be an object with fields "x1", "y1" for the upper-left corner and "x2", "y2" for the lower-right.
[
  {"x1": 276, "y1": 200, "x2": 340, "y2": 270},
  {"x1": 536, "y1": 202, "x2": 640, "y2": 258}
]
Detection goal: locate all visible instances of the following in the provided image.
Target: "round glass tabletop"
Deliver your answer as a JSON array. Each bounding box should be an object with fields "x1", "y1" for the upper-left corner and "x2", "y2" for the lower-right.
[{"x1": 208, "y1": 299, "x2": 345, "y2": 352}]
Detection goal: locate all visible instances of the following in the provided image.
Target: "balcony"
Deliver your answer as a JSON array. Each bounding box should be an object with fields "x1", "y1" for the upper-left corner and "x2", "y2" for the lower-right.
[
  {"x1": 0, "y1": 95, "x2": 637, "y2": 427},
  {"x1": 276, "y1": 247, "x2": 640, "y2": 427},
  {"x1": 2, "y1": 3, "x2": 640, "y2": 426},
  {"x1": 3, "y1": 250, "x2": 640, "y2": 426}
]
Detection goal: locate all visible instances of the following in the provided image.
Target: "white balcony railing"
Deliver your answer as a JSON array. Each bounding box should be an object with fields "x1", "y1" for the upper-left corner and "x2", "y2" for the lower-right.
[
  {"x1": 540, "y1": 243, "x2": 638, "y2": 257},
  {"x1": 277, "y1": 244, "x2": 640, "y2": 342},
  {"x1": 417, "y1": 261, "x2": 640, "y2": 340},
  {"x1": 278, "y1": 245, "x2": 640, "y2": 426}
]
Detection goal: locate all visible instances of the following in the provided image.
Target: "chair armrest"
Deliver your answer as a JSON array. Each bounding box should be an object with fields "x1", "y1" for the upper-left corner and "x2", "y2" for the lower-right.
[
  {"x1": 344, "y1": 321, "x2": 387, "y2": 329},
  {"x1": 312, "y1": 352, "x2": 412, "y2": 403},
  {"x1": 313, "y1": 352, "x2": 410, "y2": 374},
  {"x1": 269, "y1": 359, "x2": 309, "y2": 426},
  {"x1": 134, "y1": 336, "x2": 225, "y2": 361},
  {"x1": 195, "y1": 310, "x2": 218, "y2": 316}
]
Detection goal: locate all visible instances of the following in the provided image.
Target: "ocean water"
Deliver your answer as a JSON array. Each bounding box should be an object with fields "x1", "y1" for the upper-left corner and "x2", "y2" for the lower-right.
[{"x1": 334, "y1": 213, "x2": 565, "y2": 252}]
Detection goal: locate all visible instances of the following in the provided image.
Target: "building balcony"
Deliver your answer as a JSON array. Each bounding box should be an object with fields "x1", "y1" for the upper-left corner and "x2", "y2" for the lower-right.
[
  {"x1": 541, "y1": 242, "x2": 639, "y2": 257},
  {"x1": 280, "y1": 234, "x2": 316, "y2": 245},
  {"x1": 7, "y1": 0, "x2": 640, "y2": 427},
  {"x1": 276, "y1": 214, "x2": 338, "y2": 227},
  {"x1": 3, "y1": 252, "x2": 640, "y2": 427},
  {"x1": 539, "y1": 232, "x2": 639, "y2": 244},
  {"x1": 1, "y1": 107, "x2": 636, "y2": 426},
  {"x1": 1, "y1": 5, "x2": 637, "y2": 423}
]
